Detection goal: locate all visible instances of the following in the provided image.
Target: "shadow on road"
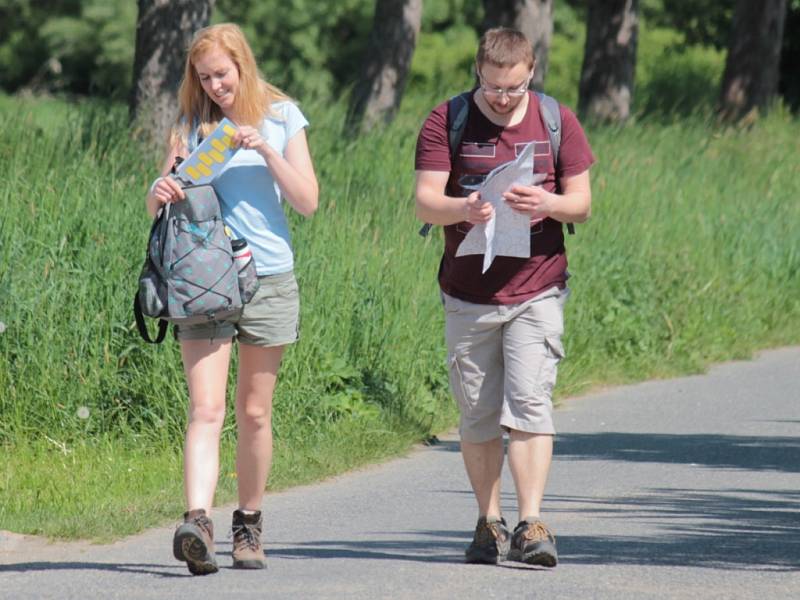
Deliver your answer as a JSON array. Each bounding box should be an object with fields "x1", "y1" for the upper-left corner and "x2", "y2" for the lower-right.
[
  {"x1": 556, "y1": 432, "x2": 800, "y2": 473},
  {"x1": 268, "y1": 530, "x2": 468, "y2": 564},
  {"x1": 551, "y1": 488, "x2": 800, "y2": 571},
  {"x1": 427, "y1": 433, "x2": 800, "y2": 571},
  {"x1": 430, "y1": 432, "x2": 800, "y2": 474}
]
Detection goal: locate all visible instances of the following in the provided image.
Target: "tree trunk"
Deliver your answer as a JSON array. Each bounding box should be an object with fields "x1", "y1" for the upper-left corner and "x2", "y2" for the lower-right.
[
  {"x1": 129, "y1": 0, "x2": 214, "y2": 149},
  {"x1": 719, "y1": 0, "x2": 788, "y2": 122},
  {"x1": 481, "y1": 0, "x2": 553, "y2": 91},
  {"x1": 348, "y1": 0, "x2": 422, "y2": 132},
  {"x1": 578, "y1": 0, "x2": 639, "y2": 123}
]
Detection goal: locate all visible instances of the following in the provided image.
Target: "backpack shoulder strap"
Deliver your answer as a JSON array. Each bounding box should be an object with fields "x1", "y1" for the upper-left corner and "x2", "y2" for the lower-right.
[
  {"x1": 419, "y1": 91, "x2": 472, "y2": 237},
  {"x1": 447, "y1": 91, "x2": 471, "y2": 161},
  {"x1": 535, "y1": 91, "x2": 574, "y2": 235},
  {"x1": 536, "y1": 91, "x2": 561, "y2": 161}
]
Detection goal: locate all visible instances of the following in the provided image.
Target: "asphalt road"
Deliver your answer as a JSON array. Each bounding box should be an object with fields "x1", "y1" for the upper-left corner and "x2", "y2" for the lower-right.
[{"x1": 2, "y1": 347, "x2": 798, "y2": 599}]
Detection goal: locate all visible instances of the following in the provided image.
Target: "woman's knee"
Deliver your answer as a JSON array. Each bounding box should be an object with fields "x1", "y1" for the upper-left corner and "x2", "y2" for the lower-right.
[
  {"x1": 237, "y1": 398, "x2": 272, "y2": 429},
  {"x1": 188, "y1": 401, "x2": 226, "y2": 427}
]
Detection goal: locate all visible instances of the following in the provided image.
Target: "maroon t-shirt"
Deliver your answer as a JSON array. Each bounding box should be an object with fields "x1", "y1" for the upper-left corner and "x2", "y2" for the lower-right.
[{"x1": 415, "y1": 90, "x2": 595, "y2": 304}]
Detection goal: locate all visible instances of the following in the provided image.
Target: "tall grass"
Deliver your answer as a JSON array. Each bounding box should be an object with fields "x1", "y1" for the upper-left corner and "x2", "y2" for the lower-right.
[{"x1": 1, "y1": 91, "x2": 798, "y2": 538}]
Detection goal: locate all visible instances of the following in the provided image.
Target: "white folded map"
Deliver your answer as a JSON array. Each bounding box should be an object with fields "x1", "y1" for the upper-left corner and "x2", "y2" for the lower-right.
[{"x1": 456, "y1": 141, "x2": 547, "y2": 273}]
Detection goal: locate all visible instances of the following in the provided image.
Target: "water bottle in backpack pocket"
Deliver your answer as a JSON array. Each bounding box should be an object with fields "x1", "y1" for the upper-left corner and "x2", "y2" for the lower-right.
[{"x1": 231, "y1": 238, "x2": 259, "y2": 304}]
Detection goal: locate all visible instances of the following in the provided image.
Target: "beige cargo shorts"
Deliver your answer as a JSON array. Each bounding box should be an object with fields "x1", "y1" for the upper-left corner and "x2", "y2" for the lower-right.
[{"x1": 443, "y1": 286, "x2": 569, "y2": 443}]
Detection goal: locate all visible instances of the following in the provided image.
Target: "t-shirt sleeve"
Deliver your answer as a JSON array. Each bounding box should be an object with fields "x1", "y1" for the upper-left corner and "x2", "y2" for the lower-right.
[
  {"x1": 282, "y1": 101, "x2": 309, "y2": 141},
  {"x1": 414, "y1": 101, "x2": 451, "y2": 172},
  {"x1": 557, "y1": 105, "x2": 596, "y2": 179}
]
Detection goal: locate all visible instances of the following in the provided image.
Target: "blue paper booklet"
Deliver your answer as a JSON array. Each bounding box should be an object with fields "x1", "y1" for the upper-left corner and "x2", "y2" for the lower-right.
[{"x1": 176, "y1": 118, "x2": 239, "y2": 185}]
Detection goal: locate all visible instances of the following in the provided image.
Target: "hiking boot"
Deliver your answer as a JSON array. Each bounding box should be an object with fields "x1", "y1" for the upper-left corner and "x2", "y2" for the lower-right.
[
  {"x1": 465, "y1": 516, "x2": 510, "y2": 564},
  {"x1": 173, "y1": 508, "x2": 218, "y2": 575},
  {"x1": 232, "y1": 509, "x2": 266, "y2": 569},
  {"x1": 509, "y1": 519, "x2": 558, "y2": 567}
]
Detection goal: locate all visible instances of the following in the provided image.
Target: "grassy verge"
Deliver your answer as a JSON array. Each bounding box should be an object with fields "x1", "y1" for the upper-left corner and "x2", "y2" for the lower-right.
[
  {"x1": 0, "y1": 415, "x2": 427, "y2": 541},
  {"x1": 1, "y1": 89, "x2": 798, "y2": 539}
]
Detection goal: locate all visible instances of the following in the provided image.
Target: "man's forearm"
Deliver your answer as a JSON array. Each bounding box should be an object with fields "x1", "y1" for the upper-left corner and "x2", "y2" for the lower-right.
[
  {"x1": 415, "y1": 191, "x2": 469, "y2": 226},
  {"x1": 546, "y1": 191, "x2": 591, "y2": 224}
]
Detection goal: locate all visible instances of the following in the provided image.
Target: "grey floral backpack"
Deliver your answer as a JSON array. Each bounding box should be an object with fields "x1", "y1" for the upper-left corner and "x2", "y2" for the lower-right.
[{"x1": 133, "y1": 181, "x2": 259, "y2": 344}]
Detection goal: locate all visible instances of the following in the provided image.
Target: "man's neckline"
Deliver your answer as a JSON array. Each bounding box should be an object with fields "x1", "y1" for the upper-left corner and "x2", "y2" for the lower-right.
[{"x1": 472, "y1": 89, "x2": 532, "y2": 128}]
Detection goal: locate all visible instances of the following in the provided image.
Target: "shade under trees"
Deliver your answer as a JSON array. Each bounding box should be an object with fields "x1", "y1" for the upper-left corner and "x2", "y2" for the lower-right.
[
  {"x1": 348, "y1": 0, "x2": 423, "y2": 133},
  {"x1": 129, "y1": 0, "x2": 215, "y2": 149},
  {"x1": 481, "y1": 0, "x2": 554, "y2": 91},
  {"x1": 718, "y1": 0, "x2": 788, "y2": 122},
  {"x1": 578, "y1": 0, "x2": 639, "y2": 123}
]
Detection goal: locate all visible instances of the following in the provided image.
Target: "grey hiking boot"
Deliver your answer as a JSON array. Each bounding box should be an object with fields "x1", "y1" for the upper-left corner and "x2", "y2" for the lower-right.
[
  {"x1": 465, "y1": 516, "x2": 510, "y2": 564},
  {"x1": 173, "y1": 508, "x2": 218, "y2": 575},
  {"x1": 232, "y1": 509, "x2": 266, "y2": 569},
  {"x1": 509, "y1": 519, "x2": 558, "y2": 567}
]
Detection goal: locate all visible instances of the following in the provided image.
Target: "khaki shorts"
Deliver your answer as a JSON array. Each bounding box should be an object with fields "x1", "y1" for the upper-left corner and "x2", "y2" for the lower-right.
[
  {"x1": 443, "y1": 286, "x2": 568, "y2": 443},
  {"x1": 175, "y1": 271, "x2": 300, "y2": 346}
]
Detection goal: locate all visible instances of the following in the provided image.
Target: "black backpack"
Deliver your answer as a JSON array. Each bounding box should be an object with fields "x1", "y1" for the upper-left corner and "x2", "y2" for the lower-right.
[{"x1": 419, "y1": 90, "x2": 574, "y2": 237}]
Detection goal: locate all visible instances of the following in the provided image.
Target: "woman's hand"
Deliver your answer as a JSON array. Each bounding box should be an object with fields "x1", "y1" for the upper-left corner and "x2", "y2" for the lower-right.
[
  {"x1": 150, "y1": 176, "x2": 185, "y2": 205},
  {"x1": 232, "y1": 125, "x2": 269, "y2": 155}
]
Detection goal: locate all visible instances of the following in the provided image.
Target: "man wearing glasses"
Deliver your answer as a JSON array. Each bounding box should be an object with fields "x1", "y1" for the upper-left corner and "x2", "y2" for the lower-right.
[{"x1": 414, "y1": 27, "x2": 595, "y2": 567}]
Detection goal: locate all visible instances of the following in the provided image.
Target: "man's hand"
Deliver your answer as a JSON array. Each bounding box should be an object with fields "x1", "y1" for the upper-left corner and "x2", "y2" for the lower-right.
[
  {"x1": 465, "y1": 191, "x2": 494, "y2": 224},
  {"x1": 502, "y1": 184, "x2": 555, "y2": 219}
]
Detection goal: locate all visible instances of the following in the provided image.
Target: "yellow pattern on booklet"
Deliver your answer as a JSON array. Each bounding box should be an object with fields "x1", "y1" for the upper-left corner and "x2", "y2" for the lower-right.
[{"x1": 176, "y1": 118, "x2": 239, "y2": 185}]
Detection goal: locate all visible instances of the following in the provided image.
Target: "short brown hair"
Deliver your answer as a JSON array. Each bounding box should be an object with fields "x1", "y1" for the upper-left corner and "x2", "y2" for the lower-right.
[{"x1": 476, "y1": 27, "x2": 535, "y2": 70}]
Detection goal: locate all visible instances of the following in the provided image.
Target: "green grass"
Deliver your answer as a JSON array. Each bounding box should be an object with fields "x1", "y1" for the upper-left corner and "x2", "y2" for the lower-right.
[
  {"x1": 0, "y1": 417, "x2": 420, "y2": 540},
  {"x1": 1, "y1": 88, "x2": 799, "y2": 540}
]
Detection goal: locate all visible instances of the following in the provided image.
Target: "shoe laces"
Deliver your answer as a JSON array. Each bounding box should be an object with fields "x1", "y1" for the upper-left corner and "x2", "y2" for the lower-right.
[
  {"x1": 191, "y1": 514, "x2": 213, "y2": 537},
  {"x1": 521, "y1": 520, "x2": 555, "y2": 543},
  {"x1": 477, "y1": 519, "x2": 506, "y2": 544},
  {"x1": 232, "y1": 522, "x2": 260, "y2": 551}
]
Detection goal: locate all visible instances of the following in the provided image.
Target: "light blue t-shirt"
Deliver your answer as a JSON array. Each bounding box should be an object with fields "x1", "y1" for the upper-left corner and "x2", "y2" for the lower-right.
[{"x1": 192, "y1": 101, "x2": 309, "y2": 276}]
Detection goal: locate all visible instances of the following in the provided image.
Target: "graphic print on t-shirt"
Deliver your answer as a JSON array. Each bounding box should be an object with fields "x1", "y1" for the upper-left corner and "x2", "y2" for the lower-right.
[
  {"x1": 515, "y1": 140, "x2": 551, "y2": 158},
  {"x1": 459, "y1": 142, "x2": 496, "y2": 158},
  {"x1": 413, "y1": 91, "x2": 596, "y2": 304}
]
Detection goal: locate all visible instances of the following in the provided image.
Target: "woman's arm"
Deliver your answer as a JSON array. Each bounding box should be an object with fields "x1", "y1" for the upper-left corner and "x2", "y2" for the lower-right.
[
  {"x1": 145, "y1": 139, "x2": 188, "y2": 218},
  {"x1": 234, "y1": 126, "x2": 319, "y2": 217}
]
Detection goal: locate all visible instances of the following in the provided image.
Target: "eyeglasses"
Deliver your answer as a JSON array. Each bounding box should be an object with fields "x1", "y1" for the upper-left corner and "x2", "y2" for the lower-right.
[{"x1": 478, "y1": 71, "x2": 532, "y2": 98}]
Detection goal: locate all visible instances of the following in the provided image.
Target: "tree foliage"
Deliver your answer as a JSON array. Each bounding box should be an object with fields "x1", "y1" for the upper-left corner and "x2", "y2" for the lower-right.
[
  {"x1": 214, "y1": 0, "x2": 374, "y2": 99},
  {"x1": 1, "y1": 0, "x2": 798, "y2": 113},
  {"x1": 0, "y1": 0, "x2": 135, "y2": 98}
]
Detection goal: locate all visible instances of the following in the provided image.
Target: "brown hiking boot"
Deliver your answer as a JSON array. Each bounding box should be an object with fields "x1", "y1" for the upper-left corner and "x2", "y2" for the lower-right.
[
  {"x1": 173, "y1": 508, "x2": 218, "y2": 575},
  {"x1": 465, "y1": 516, "x2": 510, "y2": 564},
  {"x1": 232, "y1": 509, "x2": 266, "y2": 569},
  {"x1": 509, "y1": 519, "x2": 558, "y2": 567}
]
